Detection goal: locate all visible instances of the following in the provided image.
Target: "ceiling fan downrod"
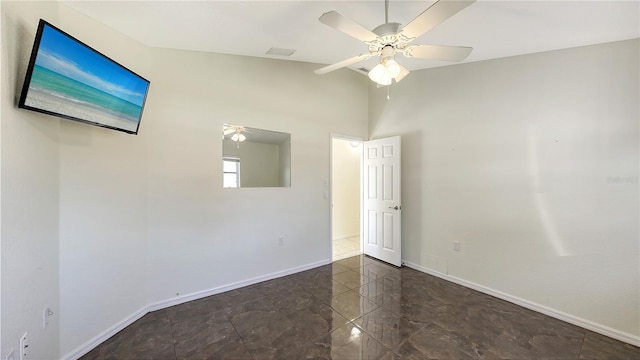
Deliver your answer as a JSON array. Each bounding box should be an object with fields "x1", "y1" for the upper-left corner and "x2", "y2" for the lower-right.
[{"x1": 385, "y1": 0, "x2": 389, "y2": 24}]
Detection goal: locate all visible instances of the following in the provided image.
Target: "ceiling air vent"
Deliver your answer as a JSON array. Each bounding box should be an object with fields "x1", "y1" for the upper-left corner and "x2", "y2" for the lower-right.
[{"x1": 266, "y1": 47, "x2": 295, "y2": 56}]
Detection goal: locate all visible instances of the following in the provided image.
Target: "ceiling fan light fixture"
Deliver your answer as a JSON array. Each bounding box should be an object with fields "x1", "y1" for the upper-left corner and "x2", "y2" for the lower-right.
[
  {"x1": 231, "y1": 133, "x2": 246, "y2": 142},
  {"x1": 368, "y1": 63, "x2": 390, "y2": 85},
  {"x1": 368, "y1": 55, "x2": 403, "y2": 86},
  {"x1": 385, "y1": 59, "x2": 401, "y2": 77}
]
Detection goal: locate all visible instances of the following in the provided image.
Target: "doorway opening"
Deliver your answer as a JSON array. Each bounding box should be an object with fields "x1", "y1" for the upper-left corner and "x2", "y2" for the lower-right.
[{"x1": 331, "y1": 136, "x2": 363, "y2": 261}]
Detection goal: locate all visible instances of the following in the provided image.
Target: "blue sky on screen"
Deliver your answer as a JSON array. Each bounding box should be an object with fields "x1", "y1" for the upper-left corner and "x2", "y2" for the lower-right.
[{"x1": 34, "y1": 23, "x2": 149, "y2": 106}]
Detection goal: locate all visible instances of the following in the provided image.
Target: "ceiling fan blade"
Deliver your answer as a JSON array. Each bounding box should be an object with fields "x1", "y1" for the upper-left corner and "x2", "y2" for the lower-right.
[
  {"x1": 394, "y1": 64, "x2": 410, "y2": 83},
  {"x1": 319, "y1": 11, "x2": 378, "y2": 42},
  {"x1": 401, "y1": 0, "x2": 476, "y2": 40},
  {"x1": 314, "y1": 53, "x2": 373, "y2": 75},
  {"x1": 403, "y1": 44, "x2": 472, "y2": 62}
]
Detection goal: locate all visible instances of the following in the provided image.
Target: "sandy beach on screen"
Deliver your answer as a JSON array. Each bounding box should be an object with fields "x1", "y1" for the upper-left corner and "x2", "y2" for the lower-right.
[{"x1": 24, "y1": 88, "x2": 139, "y2": 132}]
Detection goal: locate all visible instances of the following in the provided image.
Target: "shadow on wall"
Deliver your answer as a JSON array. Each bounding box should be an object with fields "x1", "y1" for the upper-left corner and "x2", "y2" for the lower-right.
[
  {"x1": 10, "y1": 16, "x2": 32, "y2": 103},
  {"x1": 399, "y1": 130, "x2": 424, "y2": 265}
]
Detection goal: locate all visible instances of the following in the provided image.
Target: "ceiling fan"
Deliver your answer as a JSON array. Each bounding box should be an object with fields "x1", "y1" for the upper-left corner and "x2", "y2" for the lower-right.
[
  {"x1": 223, "y1": 124, "x2": 248, "y2": 142},
  {"x1": 314, "y1": 0, "x2": 476, "y2": 86}
]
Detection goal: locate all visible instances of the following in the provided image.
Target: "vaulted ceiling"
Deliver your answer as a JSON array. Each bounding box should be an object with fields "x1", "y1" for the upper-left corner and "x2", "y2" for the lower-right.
[{"x1": 64, "y1": 1, "x2": 639, "y2": 73}]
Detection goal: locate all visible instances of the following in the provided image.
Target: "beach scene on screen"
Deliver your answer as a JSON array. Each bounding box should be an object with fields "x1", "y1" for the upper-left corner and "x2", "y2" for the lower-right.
[{"x1": 23, "y1": 24, "x2": 149, "y2": 132}]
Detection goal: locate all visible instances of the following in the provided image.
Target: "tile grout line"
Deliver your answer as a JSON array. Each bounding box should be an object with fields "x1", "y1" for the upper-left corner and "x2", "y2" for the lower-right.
[
  {"x1": 224, "y1": 301, "x2": 258, "y2": 360},
  {"x1": 577, "y1": 330, "x2": 588, "y2": 360},
  {"x1": 167, "y1": 313, "x2": 178, "y2": 360}
]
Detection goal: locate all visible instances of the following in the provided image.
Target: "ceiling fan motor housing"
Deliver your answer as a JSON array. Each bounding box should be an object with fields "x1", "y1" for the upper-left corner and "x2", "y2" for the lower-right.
[
  {"x1": 368, "y1": 22, "x2": 413, "y2": 53},
  {"x1": 373, "y1": 22, "x2": 402, "y2": 36}
]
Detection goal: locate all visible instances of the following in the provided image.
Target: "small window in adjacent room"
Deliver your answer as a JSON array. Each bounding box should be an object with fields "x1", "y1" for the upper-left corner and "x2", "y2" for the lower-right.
[{"x1": 223, "y1": 157, "x2": 240, "y2": 188}]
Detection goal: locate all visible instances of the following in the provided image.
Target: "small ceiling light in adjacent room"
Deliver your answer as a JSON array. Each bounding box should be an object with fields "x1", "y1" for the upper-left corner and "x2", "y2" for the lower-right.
[
  {"x1": 266, "y1": 47, "x2": 296, "y2": 56},
  {"x1": 231, "y1": 132, "x2": 246, "y2": 142}
]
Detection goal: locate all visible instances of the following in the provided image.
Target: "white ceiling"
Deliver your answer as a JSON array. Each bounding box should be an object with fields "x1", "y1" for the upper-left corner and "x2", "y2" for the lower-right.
[{"x1": 64, "y1": 0, "x2": 639, "y2": 73}]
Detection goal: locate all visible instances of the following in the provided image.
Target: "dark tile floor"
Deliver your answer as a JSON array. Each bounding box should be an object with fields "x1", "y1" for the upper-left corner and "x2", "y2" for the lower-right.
[{"x1": 81, "y1": 255, "x2": 640, "y2": 359}]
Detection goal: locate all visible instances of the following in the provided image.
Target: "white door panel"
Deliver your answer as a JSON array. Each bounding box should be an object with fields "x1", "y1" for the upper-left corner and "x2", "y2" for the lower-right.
[{"x1": 363, "y1": 136, "x2": 401, "y2": 266}]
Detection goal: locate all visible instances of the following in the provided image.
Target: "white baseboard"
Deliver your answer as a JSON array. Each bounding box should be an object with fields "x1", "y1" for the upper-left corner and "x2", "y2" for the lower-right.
[
  {"x1": 402, "y1": 260, "x2": 640, "y2": 347},
  {"x1": 147, "y1": 259, "x2": 330, "y2": 312},
  {"x1": 62, "y1": 259, "x2": 331, "y2": 360},
  {"x1": 61, "y1": 305, "x2": 149, "y2": 360}
]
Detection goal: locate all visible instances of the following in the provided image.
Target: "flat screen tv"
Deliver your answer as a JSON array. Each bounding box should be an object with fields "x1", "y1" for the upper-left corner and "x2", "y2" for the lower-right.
[{"x1": 19, "y1": 19, "x2": 150, "y2": 135}]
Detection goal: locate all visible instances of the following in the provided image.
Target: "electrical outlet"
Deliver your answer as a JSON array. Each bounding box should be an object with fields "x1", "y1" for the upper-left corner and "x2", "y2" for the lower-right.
[
  {"x1": 3, "y1": 349, "x2": 15, "y2": 360},
  {"x1": 19, "y1": 333, "x2": 28, "y2": 360}
]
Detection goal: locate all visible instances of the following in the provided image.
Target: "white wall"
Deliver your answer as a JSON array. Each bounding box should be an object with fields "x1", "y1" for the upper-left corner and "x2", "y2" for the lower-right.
[
  {"x1": 44, "y1": 11, "x2": 151, "y2": 360},
  {"x1": 1, "y1": 1, "x2": 152, "y2": 357},
  {"x1": 369, "y1": 39, "x2": 640, "y2": 341},
  {"x1": 331, "y1": 138, "x2": 361, "y2": 240},
  {"x1": 1, "y1": 1, "x2": 61, "y2": 358},
  {"x1": 58, "y1": 127, "x2": 150, "y2": 355},
  {"x1": 145, "y1": 46, "x2": 368, "y2": 305}
]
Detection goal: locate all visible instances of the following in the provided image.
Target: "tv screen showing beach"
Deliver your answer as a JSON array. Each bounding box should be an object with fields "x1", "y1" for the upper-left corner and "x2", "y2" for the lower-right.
[{"x1": 19, "y1": 20, "x2": 150, "y2": 134}]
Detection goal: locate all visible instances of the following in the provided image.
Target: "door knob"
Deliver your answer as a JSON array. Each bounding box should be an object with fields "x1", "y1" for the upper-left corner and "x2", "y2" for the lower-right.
[{"x1": 388, "y1": 205, "x2": 401, "y2": 210}]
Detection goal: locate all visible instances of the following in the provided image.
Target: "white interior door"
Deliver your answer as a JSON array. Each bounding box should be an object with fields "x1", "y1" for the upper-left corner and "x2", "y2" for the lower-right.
[{"x1": 363, "y1": 136, "x2": 401, "y2": 266}]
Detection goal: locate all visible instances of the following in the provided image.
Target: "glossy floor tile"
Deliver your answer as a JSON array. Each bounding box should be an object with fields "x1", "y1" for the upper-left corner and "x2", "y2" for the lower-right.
[
  {"x1": 332, "y1": 236, "x2": 361, "y2": 261},
  {"x1": 81, "y1": 255, "x2": 640, "y2": 360}
]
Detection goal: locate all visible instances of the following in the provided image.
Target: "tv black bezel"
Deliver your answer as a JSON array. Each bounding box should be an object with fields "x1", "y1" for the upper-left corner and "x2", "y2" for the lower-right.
[{"x1": 18, "y1": 19, "x2": 150, "y2": 135}]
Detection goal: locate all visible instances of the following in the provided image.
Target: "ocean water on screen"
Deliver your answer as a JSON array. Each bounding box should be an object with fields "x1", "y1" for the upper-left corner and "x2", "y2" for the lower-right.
[{"x1": 27, "y1": 65, "x2": 142, "y2": 122}]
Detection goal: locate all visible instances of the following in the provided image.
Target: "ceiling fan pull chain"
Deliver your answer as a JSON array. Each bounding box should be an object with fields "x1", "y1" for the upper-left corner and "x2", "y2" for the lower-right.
[{"x1": 387, "y1": 85, "x2": 391, "y2": 100}]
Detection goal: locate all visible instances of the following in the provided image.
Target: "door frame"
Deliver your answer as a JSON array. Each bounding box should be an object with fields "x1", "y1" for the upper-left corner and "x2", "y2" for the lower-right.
[{"x1": 329, "y1": 134, "x2": 364, "y2": 261}]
